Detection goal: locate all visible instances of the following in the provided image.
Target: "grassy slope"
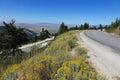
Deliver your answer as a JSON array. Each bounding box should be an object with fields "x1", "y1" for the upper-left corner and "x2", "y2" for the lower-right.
[
  {"x1": 106, "y1": 27, "x2": 120, "y2": 38},
  {"x1": 106, "y1": 19, "x2": 120, "y2": 37},
  {"x1": 1, "y1": 30, "x2": 104, "y2": 80}
]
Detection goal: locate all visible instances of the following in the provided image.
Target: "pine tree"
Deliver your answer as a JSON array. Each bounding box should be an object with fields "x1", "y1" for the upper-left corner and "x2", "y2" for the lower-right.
[
  {"x1": 0, "y1": 20, "x2": 28, "y2": 56},
  {"x1": 99, "y1": 24, "x2": 103, "y2": 31},
  {"x1": 58, "y1": 22, "x2": 68, "y2": 34},
  {"x1": 39, "y1": 28, "x2": 51, "y2": 40},
  {"x1": 83, "y1": 22, "x2": 89, "y2": 29},
  {"x1": 79, "y1": 24, "x2": 84, "y2": 30}
]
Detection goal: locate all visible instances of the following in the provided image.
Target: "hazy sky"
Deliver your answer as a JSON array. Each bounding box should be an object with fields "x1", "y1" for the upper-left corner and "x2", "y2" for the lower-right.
[{"x1": 0, "y1": 0, "x2": 120, "y2": 25}]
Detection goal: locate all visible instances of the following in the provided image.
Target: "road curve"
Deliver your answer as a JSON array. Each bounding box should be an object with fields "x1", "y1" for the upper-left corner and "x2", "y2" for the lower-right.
[
  {"x1": 80, "y1": 31, "x2": 120, "y2": 80},
  {"x1": 84, "y1": 31, "x2": 120, "y2": 54}
]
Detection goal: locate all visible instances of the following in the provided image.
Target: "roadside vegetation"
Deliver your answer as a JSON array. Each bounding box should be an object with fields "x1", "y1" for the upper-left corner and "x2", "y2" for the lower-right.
[
  {"x1": 0, "y1": 19, "x2": 106, "y2": 80},
  {"x1": 0, "y1": 20, "x2": 51, "y2": 77},
  {"x1": 30, "y1": 28, "x2": 51, "y2": 42},
  {"x1": 106, "y1": 18, "x2": 120, "y2": 37},
  {"x1": 1, "y1": 30, "x2": 104, "y2": 80},
  {"x1": 0, "y1": 20, "x2": 28, "y2": 57},
  {"x1": 0, "y1": 20, "x2": 51, "y2": 57}
]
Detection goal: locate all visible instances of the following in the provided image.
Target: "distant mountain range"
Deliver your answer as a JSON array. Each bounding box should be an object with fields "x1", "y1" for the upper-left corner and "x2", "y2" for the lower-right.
[
  {"x1": 0, "y1": 22, "x2": 60, "y2": 32},
  {"x1": 0, "y1": 22, "x2": 100, "y2": 38},
  {"x1": 15, "y1": 23, "x2": 60, "y2": 34},
  {"x1": 0, "y1": 22, "x2": 80, "y2": 32},
  {"x1": 0, "y1": 23, "x2": 60, "y2": 38}
]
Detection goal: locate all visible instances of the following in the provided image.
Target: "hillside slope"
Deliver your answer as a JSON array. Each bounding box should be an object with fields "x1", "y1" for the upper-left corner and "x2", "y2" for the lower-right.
[
  {"x1": 106, "y1": 18, "x2": 120, "y2": 37},
  {"x1": 0, "y1": 31, "x2": 103, "y2": 80}
]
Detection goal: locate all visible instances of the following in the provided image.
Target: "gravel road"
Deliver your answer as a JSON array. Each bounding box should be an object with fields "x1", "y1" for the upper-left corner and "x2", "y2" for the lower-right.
[{"x1": 80, "y1": 31, "x2": 120, "y2": 80}]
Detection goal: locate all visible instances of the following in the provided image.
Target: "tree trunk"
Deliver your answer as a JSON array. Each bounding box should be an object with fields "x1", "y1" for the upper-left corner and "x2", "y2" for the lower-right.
[{"x1": 12, "y1": 48, "x2": 15, "y2": 56}]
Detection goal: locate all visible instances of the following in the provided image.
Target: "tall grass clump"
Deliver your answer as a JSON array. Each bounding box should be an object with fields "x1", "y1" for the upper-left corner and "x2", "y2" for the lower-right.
[{"x1": 1, "y1": 30, "x2": 104, "y2": 80}]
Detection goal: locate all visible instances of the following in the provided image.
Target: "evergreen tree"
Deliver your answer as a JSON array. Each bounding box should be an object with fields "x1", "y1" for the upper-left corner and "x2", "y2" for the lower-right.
[
  {"x1": 58, "y1": 22, "x2": 68, "y2": 34},
  {"x1": 75, "y1": 25, "x2": 78, "y2": 30},
  {"x1": 79, "y1": 24, "x2": 84, "y2": 30},
  {"x1": 104, "y1": 25, "x2": 108, "y2": 29},
  {"x1": 39, "y1": 28, "x2": 51, "y2": 40},
  {"x1": 99, "y1": 24, "x2": 103, "y2": 31},
  {"x1": 83, "y1": 22, "x2": 89, "y2": 29},
  {"x1": 64, "y1": 25, "x2": 68, "y2": 31},
  {"x1": 0, "y1": 20, "x2": 28, "y2": 56},
  {"x1": 93, "y1": 26, "x2": 97, "y2": 30}
]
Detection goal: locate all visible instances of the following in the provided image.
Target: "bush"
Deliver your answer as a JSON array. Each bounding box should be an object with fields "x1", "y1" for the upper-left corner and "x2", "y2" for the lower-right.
[
  {"x1": 75, "y1": 46, "x2": 88, "y2": 55},
  {"x1": 1, "y1": 31, "x2": 104, "y2": 80}
]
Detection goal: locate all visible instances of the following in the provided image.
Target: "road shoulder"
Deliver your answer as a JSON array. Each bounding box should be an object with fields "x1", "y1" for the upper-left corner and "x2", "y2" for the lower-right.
[{"x1": 79, "y1": 31, "x2": 120, "y2": 80}]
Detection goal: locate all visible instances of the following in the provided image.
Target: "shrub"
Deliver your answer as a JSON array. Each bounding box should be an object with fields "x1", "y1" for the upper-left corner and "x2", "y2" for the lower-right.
[{"x1": 1, "y1": 31, "x2": 104, "y2": 80}]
